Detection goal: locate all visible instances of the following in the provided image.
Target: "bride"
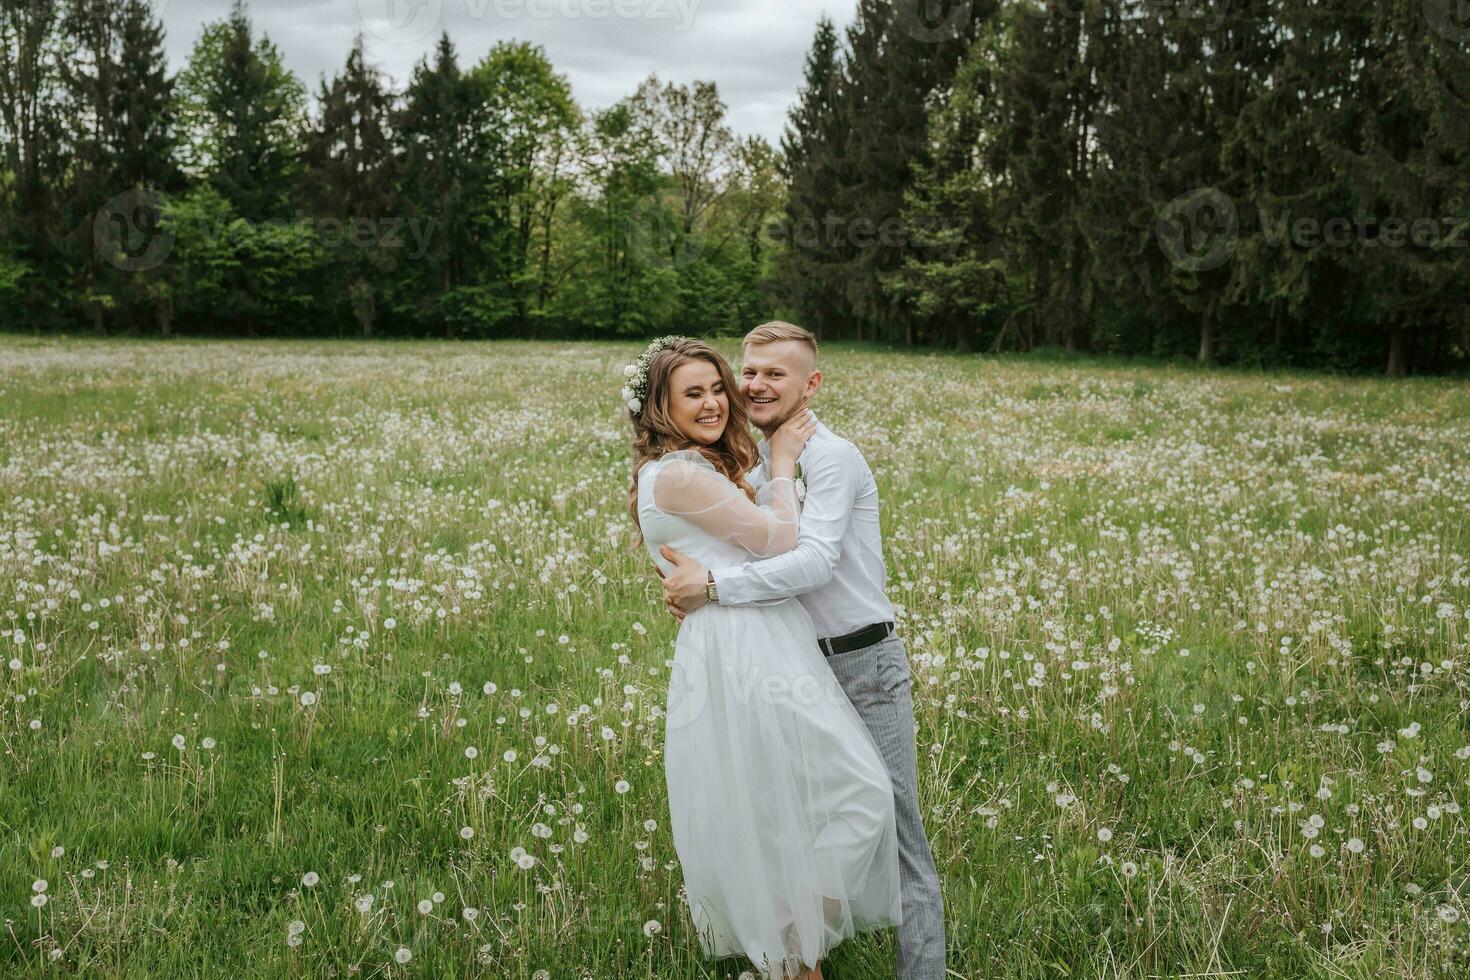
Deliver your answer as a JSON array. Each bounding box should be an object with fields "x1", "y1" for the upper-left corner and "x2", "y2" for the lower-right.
[{"x1": 625, "y1": 336, "x2": 902, "y2": 980}]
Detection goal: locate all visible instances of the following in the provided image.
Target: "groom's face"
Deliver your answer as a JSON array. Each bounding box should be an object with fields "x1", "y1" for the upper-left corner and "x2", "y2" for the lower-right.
[{"x1": 739, "y1": 341, "x2": 819, "y2": 431}]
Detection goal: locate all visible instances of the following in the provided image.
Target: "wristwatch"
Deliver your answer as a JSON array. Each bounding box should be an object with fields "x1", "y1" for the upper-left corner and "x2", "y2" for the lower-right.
[{"x1": 705, "y1": 571, "x2": 719, "y2": 604}]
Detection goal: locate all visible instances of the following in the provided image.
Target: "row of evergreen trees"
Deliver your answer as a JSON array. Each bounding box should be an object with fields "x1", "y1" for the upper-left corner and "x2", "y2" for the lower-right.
[
  {"x1": 781, "y1": 0, "x2": 1470, "y2": 374},
  {"x1": 0, "y1": 0, "x2": 780, "y2": 339},
  {"x1": 4, "y1": 0, "x2": 1467, "y2": 373}
]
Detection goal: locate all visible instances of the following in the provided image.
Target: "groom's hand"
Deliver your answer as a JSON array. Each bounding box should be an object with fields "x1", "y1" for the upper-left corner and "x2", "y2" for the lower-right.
[
  {"x1": 653, "y1": 560, "x2": 686, "y2": 623},
  {"x1": 660, "y1": 545, "x2": 709, "y2": 615}
]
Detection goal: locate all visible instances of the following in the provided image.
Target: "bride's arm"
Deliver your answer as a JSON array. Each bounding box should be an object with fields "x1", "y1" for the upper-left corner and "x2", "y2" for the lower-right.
[
  {"x1": 653, "y1": 456, "x2": 801, "y2": 558},
  {"x1": 708, "y1": 439, "x2": 862, "y2": 604}
]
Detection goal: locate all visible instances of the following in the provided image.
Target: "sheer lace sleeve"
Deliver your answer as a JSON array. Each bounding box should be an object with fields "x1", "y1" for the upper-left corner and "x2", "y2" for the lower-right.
[{"x1": 652, "y1": 450, "x2": 801, "y2": 558}]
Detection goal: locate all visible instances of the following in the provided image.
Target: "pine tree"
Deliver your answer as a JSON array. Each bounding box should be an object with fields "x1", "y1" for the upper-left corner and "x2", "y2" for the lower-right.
[
  {"x1": 304, "y1": 34, "x2": 397, "y2": 337},
  {"x1": 113, "y1": 0, "x2": 175, "y2": 192},
  {"x1": 0, "y1": 0, "x2": 67, "y2": 324},
  {"x1": 174, "y1": 0, "x2": 305, "y2": 221},
  {"x1": 115, "y1": 0, "x2": 179, "y2": 338},
  {"x1": 987, "y1": 0, "x2": 1101, "y2": 352},
  {"x1": 778, "y1": 16, "x2": 849, "y2": 337},
  {"x1": 1086, "y1": 0, "x2": 1271, "y2": 365},
  {"x1": 58, "y1": 0, "x2": 124, "y2": 333},
  {"x1": 1306, "y1": 0, "x2": 1470, "y2": 374},
  {"x1": 57, "y1": 0, "x2": 176, "y2": 333},
  {"x1": 833, "y1": 0, "x2": 986, "y2": 344},
  {"x1": 887, "y1": 20, "x2": 1009, "y2": 352},
  {"x1": 393, "y1": 32, "x2": 473, "y2": 337},
  {"x1": 1218, "y1": 3, "x2": 1322, "y2": 366},
  {"x1": 168, "y1": 2, "x2": 314, "y2": 336}
]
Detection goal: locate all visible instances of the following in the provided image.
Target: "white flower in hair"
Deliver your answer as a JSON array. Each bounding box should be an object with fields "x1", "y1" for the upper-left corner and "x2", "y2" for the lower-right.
[{"x1": 620, "y1": 335, "x2": 687, "y2": 416}]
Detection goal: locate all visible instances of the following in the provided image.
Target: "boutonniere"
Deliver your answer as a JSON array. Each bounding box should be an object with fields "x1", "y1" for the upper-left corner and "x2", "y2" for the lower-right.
[{"x1": 794, "y1": 461, "x2": 806, "y2": 503}]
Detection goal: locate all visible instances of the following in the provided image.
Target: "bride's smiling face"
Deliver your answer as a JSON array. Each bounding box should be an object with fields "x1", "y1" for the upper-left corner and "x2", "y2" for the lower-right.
[{"x1": 665, "y1": 359, "x2": 729, "y2": 445}]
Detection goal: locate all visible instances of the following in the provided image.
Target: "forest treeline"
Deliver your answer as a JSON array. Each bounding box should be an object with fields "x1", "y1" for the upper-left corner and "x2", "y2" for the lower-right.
[{"x1": 2, "y1": 0, "x2": 1468, "y2": 374}]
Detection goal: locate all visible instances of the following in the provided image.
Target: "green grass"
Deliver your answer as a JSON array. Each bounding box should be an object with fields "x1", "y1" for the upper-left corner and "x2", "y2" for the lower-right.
[{"x1": 1, "y1": 337, "x2": 1468, "y2": 978}]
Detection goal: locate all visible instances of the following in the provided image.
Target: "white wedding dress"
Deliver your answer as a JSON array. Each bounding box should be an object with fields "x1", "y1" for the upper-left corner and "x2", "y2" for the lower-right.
[{"x1": 638, "y1": 449, "x2": 902, "y2": 979}]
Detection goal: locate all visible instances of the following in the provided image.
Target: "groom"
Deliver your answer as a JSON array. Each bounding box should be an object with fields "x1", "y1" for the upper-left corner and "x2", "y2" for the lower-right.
[{"x1": 659, "y1": 321, "x2": 946, "y2": 980}]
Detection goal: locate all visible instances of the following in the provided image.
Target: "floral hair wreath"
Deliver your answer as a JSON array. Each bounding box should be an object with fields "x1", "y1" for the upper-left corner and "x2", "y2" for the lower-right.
[{"x1": 620, "y1": 335, "x2": 687, "y2": 415}]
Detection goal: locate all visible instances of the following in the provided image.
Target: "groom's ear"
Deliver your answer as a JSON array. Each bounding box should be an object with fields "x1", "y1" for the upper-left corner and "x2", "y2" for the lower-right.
[{"x1": 806, "y1": 369, "x2": 822, "y2": 397}]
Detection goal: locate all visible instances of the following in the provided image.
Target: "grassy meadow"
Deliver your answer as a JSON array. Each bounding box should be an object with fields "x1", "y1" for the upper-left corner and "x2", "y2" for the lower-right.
[{"x1": 1, "y1": 336, "x2": 1468, "y2": 978}]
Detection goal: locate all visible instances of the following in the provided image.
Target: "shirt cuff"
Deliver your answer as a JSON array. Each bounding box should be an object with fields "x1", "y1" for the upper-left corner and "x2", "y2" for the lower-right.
[{"x1": 709, "y1": 566, "x2": 740, "y2": 606}]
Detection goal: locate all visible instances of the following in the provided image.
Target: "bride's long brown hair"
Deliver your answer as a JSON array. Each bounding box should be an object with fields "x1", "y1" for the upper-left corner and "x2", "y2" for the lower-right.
[{"x1": 628, "y1": 339, "x2": 760, "y2": 543}]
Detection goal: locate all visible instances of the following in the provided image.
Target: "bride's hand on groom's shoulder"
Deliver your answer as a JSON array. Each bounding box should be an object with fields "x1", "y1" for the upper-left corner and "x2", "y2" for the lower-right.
[{"x1": 767, "y1": 394, "x2": 816, "y2": 469}]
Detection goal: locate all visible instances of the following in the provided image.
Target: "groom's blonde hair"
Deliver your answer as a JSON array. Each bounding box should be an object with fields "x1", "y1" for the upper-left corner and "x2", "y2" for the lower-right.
[{"x1": 743, "y1": 321, "x2": 818, "y2": 366}]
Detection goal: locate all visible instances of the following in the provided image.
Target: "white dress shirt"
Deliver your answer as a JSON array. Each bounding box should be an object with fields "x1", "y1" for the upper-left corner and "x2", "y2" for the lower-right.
[{"x1": 710, "y1": 414, "x2": 896, "y2": 639}]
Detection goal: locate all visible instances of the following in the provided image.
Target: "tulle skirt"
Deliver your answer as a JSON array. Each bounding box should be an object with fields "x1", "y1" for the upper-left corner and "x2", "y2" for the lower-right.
[{"x1": 664, "y1": 597, "x2": 902, "y2": 979}]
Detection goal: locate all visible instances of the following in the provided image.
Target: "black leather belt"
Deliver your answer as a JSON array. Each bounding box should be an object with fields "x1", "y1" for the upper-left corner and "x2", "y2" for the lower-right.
[{"x1": 818, "y1": 621, "x2": 894, "y2": 658}]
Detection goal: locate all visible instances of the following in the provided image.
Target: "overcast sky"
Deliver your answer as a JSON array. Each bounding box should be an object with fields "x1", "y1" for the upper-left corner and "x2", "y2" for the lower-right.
[{"x1": 158, "y1": 0, "x2": 859, "y2": 145}]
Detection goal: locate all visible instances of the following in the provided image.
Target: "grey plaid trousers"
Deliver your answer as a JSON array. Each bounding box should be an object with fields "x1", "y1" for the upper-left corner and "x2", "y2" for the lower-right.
[{"x1": 823, "y1": 631, "x2": 947, "y2": 979}]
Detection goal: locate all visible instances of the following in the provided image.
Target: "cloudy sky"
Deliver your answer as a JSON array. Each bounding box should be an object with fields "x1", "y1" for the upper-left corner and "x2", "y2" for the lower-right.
[{"x1": 158, "y1": 0, "x2": 860, "y2": 145}]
